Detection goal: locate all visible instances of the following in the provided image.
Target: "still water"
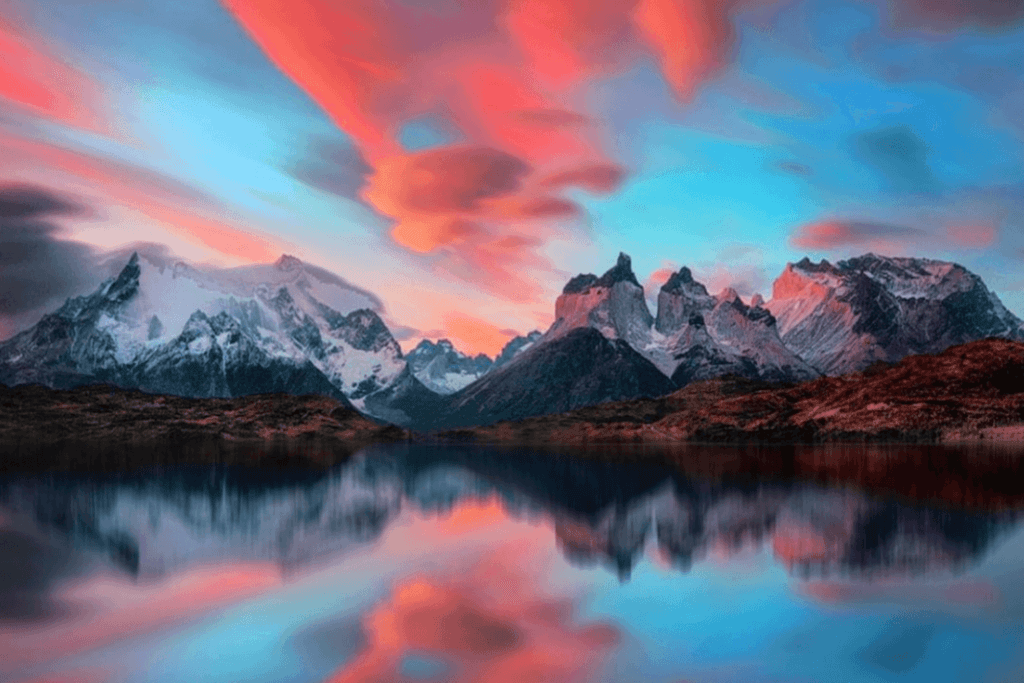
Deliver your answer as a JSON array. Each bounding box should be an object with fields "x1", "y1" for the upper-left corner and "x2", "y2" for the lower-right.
[{"x1": 2, "y1": 444, "x2": 1024, "y2": 683}]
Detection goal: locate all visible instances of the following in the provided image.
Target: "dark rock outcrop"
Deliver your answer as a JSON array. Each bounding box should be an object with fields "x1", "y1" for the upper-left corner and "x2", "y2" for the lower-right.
[{"x1": 441, "y1": 327, "x2": 676, "y2": 427}]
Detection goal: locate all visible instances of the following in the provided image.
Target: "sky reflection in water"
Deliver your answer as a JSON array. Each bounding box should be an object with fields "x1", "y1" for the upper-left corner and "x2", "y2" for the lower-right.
[{"x1": 1, "y1": 445, "x2": 1023, "y2": 683}]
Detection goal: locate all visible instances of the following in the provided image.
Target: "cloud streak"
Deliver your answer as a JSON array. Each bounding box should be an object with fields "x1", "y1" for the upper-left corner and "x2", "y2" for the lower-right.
[
  {"x1": 218, "y1": 0, "x2": 761, "y2": 304},
  {"x1": 0, "y1": 12, "x2": 104, "y2": 132}
]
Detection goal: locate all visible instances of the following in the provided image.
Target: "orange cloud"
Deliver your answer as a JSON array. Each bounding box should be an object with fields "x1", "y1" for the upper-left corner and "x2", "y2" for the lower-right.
[
  {"x1": 324, "y1": 544, "x2": 619, "y2": 683},
  {"x1": 363, "y1": 145, "x2": 535, "y2": 256},
  {"x1": 946, "y1": 222, "x2": 997, "y2": 248},
  {"x1": 503, "y1": 0, "x2": 638, "y2": 87},
  {"x1": 790, "y1": 219, "x2": 926, "y2": 250},
  {"x1": 0, "y1": 12, "x2": 104, "y2": 132},
  {"x1": 643, "y1": 264, "x2": 678, "y2": 296},
  {"x1": 633, "y1": 0, "x2": 741, "y2": 101},
  {"x1": 220, "y1": 0, "x2": 409, "y2": 159},
  {"x1": 441, "y1": 312, "x2": 519, "y2": 357},
  {"x1": 218, "y1": 0, "x2": 752, "y2": 303}
]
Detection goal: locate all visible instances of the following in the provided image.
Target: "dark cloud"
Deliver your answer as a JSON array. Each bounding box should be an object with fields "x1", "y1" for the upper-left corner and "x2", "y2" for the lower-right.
[
  {"x1": 791, "y1": 219, "x2": 927, "y2": 249},
  {"x1": 851, "y1": 125, "x2": 938, "y2": 194},
  {"x1": 0, "y1": 185, "x2": 85, "y2": 220},
  {"x1": 888, "y1": 0, "x2": 1024, "y2": 31},
  {"x1": 289, "y1": 140, "x2": 374, "y2": 201},
  {"x1": 0, "y1": 185, "x2": 99, "y2": 329},
  {"x1": 776, "y1": 160, "x2": 813, "y2": 176}
]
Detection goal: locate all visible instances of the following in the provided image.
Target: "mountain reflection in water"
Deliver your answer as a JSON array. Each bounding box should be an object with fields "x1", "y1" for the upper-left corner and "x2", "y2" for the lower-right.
[{"x1": 2, "y1": 444, "x2": 1023, "y2": 683}]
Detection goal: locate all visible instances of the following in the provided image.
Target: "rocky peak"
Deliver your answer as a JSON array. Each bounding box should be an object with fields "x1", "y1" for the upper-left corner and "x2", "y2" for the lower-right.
[
  {"x1": 596, "y1": 252, "x2": 641, "y2": 288},
  {"x1": 750, "y1": 293, "x2": 765, "y2": 307},
  {"x1": 337, "y1": 309, "x2": 400, "y2": 355},
  {"x1": 562, "y1": 252, "x2": 641, "y2": 295},
  {"x1": 552, "y1": 252, "x2": 653, "y2": 345},
  {"x1": 794, "y1": 256, "x2": 837, "y2": 274},
  {"x1": 767, "y1": 253, "x2": 1024, "y2": 376},
  {"x1": 661, "y1": 267, "x2": 708, "y2": 296},
  {"x1": 654, "y1": 267, "x2": 716, "y2": 335},
  {"x1": 562, "y1": 273, "x2": 599, "y2": 295},
  {"x1": 411, "y1": 339, "x2": 437, "y2": 355},
  {"x1": 275, "y1": 254, "x2": 304, "y2": 272},
  {"x1": 493, "y1": 330, "x2": 542, "y2": 369},
  {"x1": 102, "y1": 252, "x2": 141, "y2": 306},
  {"x1": 717, "y1": 287, "x2": 741, "y2": 304}
]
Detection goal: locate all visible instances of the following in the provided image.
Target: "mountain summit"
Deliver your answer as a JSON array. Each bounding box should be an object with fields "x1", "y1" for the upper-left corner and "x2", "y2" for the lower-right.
[
  {"x1": 766, "y1": 253, "x2": 1024, "y2": 374},
  {"x1": 549, "y1": 252, "x2": 653, "y2": 350},
  {"x1": 0, "y1": 252, "x2": 441, "y2": 423}
]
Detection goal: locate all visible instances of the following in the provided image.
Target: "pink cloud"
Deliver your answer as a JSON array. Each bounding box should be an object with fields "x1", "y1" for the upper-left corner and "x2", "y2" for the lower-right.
[
  {"x1": 0, "y1": 130, "x2": 284, "y2": 263},
  {"x1": 0, "y1": 12, "x2": 105, "y2": 133},
  {"x1": 218, "y1": 0, "x2": 770, "y2": 311},
  {"x1": 323, "y1": 546, "x2": 619, "y2": 683},
  {"x1": 0, "y1": 563, "x2": 281, "y2": 669},
  {"x1": 790, "y1": 219, "x2": 926, "y2": 251},
  {"x1": 946, "y1": 222, "x2": 998, "y2": 248}
]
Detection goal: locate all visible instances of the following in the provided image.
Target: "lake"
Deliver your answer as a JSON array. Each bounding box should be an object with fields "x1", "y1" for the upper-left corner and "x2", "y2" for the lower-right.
[{"x1": 2, "y1": 443, "x2": 1024, "y2": 683}]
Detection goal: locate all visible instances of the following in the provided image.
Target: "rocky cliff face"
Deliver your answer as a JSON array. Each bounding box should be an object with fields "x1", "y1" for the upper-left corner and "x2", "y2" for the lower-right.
[
  {"x1": 442, "y1": 327, "x2": 676, "y2": 428},
  {"x1": 548, "y1": 253, "x2": 654, "y2": 352},
  {"x1": 492, "y1": 330, "x2": 542, "y2": 369},
  {"x1": 653, "y1": 267, "x2": 818, "y2": 383},
  {"x1": 766, "y1": 254, "x2": 1024, "y2": 375}
]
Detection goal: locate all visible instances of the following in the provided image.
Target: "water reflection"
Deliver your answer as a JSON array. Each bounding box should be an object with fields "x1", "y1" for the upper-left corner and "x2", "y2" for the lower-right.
[
  {"x1": 3, "y1": 446, "x2": 1011, "y2": 581},
  {"x1": 1, "y1": 444, "x2": 1023, "y2": 683}
]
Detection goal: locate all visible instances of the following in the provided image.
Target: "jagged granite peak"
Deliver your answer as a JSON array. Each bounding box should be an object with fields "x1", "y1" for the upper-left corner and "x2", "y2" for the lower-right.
[
  {"x1": 661, "y1": 266, "x2": 706, "y2": 295},
  {"x1": 655, "y1": 267, "x2": 717, "y2": 334},
  {"x1": 492, "y1": 330, "x2": 543, "y2": 369},
  {"x1": 562, "y1": 273, "x2": 599, "y2": 295},
  {"x1": 550, "y1": 252, "x2": 654, "y2": 349},
  {"x1": 561, "y1": 253, "x2": 641, "y2": 295},
  {"x1": 405, "y1": 337, "x2": 494, "y2": 395},
  {"x1": 750, "y1": 293, "x2": 765, "y2": 308},
  {"x1": 767, "y1": 253, "x2": 1024, "y2": 375},
  {"x1": 102, "y1": 251, "x2": 142, "y2": 305},
  {"x1": 597, "y1": 252, "x2": 642, "y2": 288},
  {"x1": 441, "y1": 326, "x2": 676, "y2": 428},
  {"x1": 717, "y1": 287, "x2": 741, "y2": 304},
  {"x1": 653, "y1": 266, "x2": 816, "y2": 384}
]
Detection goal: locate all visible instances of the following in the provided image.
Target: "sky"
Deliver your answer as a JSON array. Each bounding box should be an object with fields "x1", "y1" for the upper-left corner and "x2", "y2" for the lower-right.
[{"x1": 2, "y1": 0, "x2": 1024, "y2": 356}]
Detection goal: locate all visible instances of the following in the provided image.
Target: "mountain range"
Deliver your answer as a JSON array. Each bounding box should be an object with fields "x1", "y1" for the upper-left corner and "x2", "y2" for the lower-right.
[{"x1": 1, "y1": 250, "x2": 1021, "y2": 429}]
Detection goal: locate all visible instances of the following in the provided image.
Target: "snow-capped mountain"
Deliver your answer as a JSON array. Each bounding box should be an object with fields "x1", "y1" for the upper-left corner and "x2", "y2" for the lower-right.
[
  {"x1": 766, "y1": 254, "x2": 1024, "y2": 375},
  {"x1": 0, "y1": 252, "x2": 440, "y2": 423},
  {"x1": 405, "y1": 339, "x2": 493, "y2": 394}
]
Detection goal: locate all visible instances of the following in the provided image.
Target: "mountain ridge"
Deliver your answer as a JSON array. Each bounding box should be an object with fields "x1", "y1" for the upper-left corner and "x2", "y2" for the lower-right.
[{"x1": 2, "y1": 249, "x2": 1021, "y2": 430}]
